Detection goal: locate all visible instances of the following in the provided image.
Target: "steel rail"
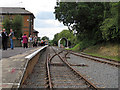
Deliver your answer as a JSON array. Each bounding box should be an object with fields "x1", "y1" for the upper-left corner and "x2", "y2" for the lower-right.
[
  {"x1": 70, "y1": 51, "x2": 120, "y2": 67},
  {"x1": 51, "y1": 46, "x2": 98, "y2": 90},
  {"x1": 46, "y1": 54, "x2": 53, "y2": 89},
  {"x1": 81, "y1": 52, "x2": 120, "y2": 63},
  {"x1": 63, "y1": 50, "x2": 120, "y2": 67},
  {"x1": 49, "y1": 50, "x2": 64, "y2": 63}
]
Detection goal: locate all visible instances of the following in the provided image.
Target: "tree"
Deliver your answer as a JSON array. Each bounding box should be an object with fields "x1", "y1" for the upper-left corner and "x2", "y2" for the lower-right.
[
  {"x1": 52, "y1": 30, "x2": 76, "y2": 46},
  {"x1": 12, "y1": 15, "x2": 23, "y2": 38},
  {"x1": 41, "y1": 36, "x2": 49, "y2": 41},
  {"x1": 3, "y1": 16, "x2": 12, "y2": 33},
  {"x1": 52, "y1": 33, "x2": 59, "y2": 46},
  {"x1": 3, "y1": 15, "x2": 23, "y2": 39},
  {"x1": 54, "y1": 2, "x2": 104, "y2": 42},
  {"x1": 54, "y1": 2, "x2": 119, "y2": 44},
  {"x1": 100, "y1": 2, "x2": 119, "y2": 41}
]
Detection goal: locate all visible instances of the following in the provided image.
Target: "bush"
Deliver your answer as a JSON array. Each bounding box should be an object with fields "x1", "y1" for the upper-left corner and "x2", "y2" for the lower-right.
[{"x1": 68, "y1": 39, "x2": 96, "y2": 52}]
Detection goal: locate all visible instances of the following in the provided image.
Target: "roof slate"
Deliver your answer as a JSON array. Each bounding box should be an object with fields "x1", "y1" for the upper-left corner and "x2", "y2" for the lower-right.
[
  {"x1": 33, "y1": 30, "x2": 39, "y2": 33},
  {"x1": 0, "y1": 7, "x2": 34, "y2": 16}
]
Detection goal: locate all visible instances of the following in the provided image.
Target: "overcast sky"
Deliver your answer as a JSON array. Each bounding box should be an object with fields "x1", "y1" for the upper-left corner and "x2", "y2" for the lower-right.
[{"x1": 0, "y1": 0, "x2": 68, "y2": 40}]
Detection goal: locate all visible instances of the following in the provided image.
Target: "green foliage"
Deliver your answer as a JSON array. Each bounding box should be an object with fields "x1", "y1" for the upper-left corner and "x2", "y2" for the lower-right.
[
  {"x1": 3, "y1": 16, "x2": 12, "y2": 33},
  {"x1": 79, "y1": 40, "x2": 96, "y2": 50},
  {"x1": 83, "y1": 42, "x2": 120, "y2": 61},
  {"x1": 37, "y1": 37, "x2": 41, "y2": 41},
  {"x1": 49, "y1": 40, "x2": 54, "y2": 46},
  {"x1": 100, "y1": 2, "x2": 119, "y2": 41},
  {"x1": 54, "y1": 2, "x2": 119, "y2": 46},
  {"x1": 67, "y1": 43, "x2": 80, "y2": 51},
  {"x1": 52, "y1": 30, "x2": 76, "y2": 46},
  {"x1": 54, "y1": 2, "x2": 104, "y2": 41},
  {"x1": 3, "y1": 15, "x2": 23, "y2": 38},
  {"x1": 68, "y1": 39, "x2": 96, "y2": 51},
  {"x1": 12, "y1": 15, "x2": 23, "y2": 38},
  {"x1": 54, "y1": 2, "x2": 120, "y2": 61},
  {"x1": 52, "y1": 33, "x2": 59, "y2": 46},
  {"x1": 41, "y1": 36, "x2": 49, "y2": 40},
  {"x1": 100, "y1": 18, "x2": 117, "y2": 40}
]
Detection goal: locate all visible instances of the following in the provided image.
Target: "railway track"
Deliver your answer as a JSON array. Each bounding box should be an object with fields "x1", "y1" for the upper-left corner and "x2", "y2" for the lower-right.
[
  {"x1": 22, "y1": 46, "x2": 98, "y2": 89},
  {"x1": 47, "y1": 46, "x2": 98, "y2": 89},
  {"x1": 21, "y1": 46, "x2": 118, "y2": 89},
  {"x1": 62, "y1": 48, "x2": 118, "y2": 88},
  {"x1": 63, "y1": 50, "x2": 120, "y2": 67},
  {"x1": 21, "y1": 48, "x2": 48, "y2": 88}
]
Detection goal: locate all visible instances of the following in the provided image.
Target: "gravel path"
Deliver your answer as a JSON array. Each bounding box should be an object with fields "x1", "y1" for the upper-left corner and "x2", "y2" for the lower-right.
[{"x1": 66, "y1": 53, "x2": 119, "y2": 88}]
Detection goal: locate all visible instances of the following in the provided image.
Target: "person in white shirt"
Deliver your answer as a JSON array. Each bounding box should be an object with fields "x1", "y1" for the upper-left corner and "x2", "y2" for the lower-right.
[{"x1": 28, "y1": 35, "x2": 33, "y2": 48}]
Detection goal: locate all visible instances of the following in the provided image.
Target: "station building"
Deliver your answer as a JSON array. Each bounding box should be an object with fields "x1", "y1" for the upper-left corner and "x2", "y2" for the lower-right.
[{"x1": 0, "y1": 7, "x2": 35, "y2": 37}]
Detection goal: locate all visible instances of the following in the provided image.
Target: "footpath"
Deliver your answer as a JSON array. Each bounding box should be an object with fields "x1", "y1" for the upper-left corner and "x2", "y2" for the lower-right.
[{"x1": 0, "y1": 46, "x2": 47, "y2": 89}]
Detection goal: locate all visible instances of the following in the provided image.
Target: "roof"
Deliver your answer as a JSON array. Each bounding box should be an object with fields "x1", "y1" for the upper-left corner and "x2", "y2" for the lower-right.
[
  {"x1": 33, "y1": 30, "x2": 39, "y2": 33},
  {"x1": 0, "y1": 7, "x2": 35, "y2": 18}
]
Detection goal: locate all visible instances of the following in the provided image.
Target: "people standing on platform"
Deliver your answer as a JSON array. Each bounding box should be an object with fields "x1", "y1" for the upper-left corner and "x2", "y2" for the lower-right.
[
  {"x1": 28, "y1": 35, "x2": 33, "y2": 48},
  {"x1": 22, "y1": 34, "x2": 28, "y2": 48},
  {"x1": 33, "y1": 36, "x2": 38, "y2": 47},
  {"x1": 40, "y1": 40, "x2": 45, "y2": 46},
  {"x1": 2, "y1": 28, "x2": 8, "y2": 50},
  {"x1": 9, "y1": 29, "x2": 14, "y2": 50}
]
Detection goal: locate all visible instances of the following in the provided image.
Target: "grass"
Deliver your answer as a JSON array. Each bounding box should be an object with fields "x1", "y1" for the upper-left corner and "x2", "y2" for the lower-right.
[
  {"x1": 67, "y1": 43, "x2": 80, "y2": 51},
  {"x1": 84, "y1": 43, "x2": 120, "y2": 61},
  {"x1": 68, "y1": 42, "x2": 120, "y2": 61},
  {"x1": 85, "y1": 52, "x2": 120, "y2": 61}
]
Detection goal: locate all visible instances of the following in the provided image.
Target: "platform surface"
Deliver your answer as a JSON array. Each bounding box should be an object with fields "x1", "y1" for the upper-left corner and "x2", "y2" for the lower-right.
[{"x1": 0, "y1": 47, "x2": 45, "y2": 89}]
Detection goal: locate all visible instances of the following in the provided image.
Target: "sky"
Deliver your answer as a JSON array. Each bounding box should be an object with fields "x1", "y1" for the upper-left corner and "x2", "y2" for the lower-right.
[{"x1": 0, "y1": 0, "x2": 68, "y2": 40}]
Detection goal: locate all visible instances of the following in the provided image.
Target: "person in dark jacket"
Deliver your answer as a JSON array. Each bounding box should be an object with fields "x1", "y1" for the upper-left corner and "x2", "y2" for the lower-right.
[{"x1": 2, "y1": 28, "x2": 8, "y2": 50}]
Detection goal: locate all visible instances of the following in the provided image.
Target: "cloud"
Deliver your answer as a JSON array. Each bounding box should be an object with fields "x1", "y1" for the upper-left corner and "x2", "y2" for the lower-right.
[
  {"x1": 35, "y1": 19, "x2": 64, "y2": 28},
  {"x1": 37, "y1": 27, "x2": 68, "y2": 40},
  {"x1": 0, "y1": 0, "x2": 22, "y2": 7},
  {"x1": 36, "y1": 11, "x2": 55, "y2": 20},
  {"x1": 0, "y1": 0, "x2": 57, "y2": 14},
  {"x1": 22, "y1": 0, "x2": 57, "y2": 15},
  {"x1": 35, "y1": 11, "x2": 64, "y2": 29},
  {"x1": 0, "y1": 0, "x2": 69, "y2": 40}
]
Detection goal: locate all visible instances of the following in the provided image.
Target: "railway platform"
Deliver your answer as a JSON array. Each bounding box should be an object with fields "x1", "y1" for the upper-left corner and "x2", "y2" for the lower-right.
[{"x1": 0, "y1": 46, "x2": 48, "y2": 89}]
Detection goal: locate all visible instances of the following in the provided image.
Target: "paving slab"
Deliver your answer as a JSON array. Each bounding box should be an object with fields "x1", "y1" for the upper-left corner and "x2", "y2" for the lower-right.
[
  {"x1": 2, "y1": 58, "x2": 26, "y2": 69},
  {"x1": 2, "y1": 48, "x2": 35, "y2": 58},
  {"x1": 0, "y1": 47, "x2": 45, "y2": 89},
  {"x1": 2, "y1": 68, "x2": 24, "y2": 83}
]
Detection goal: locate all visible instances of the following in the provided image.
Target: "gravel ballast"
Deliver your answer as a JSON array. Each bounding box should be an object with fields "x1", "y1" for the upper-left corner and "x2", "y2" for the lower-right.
[{"x1": 66, "y1": 53, "x2": 119, "y2": 88}]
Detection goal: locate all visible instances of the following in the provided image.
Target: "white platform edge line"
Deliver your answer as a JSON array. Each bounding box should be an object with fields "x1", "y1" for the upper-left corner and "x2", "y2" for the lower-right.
[
  {"x1": 25, "y1": 45, "x2": 48, "y2": 60},
  {"x1": 17, "y1": 45, "x2": 48, "y2": 88}
]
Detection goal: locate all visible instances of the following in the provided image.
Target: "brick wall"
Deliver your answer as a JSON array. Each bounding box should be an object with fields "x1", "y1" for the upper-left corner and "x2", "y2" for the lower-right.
[
  {"x1": 1, "y1": 14, "x2": 34, "y2": 47},
  {"x1": 23, "y1": 15, "x2": 34, "y2": 37},
  {"x1": 1, "y1": 15, "x2": 34, "y2": 38}
]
